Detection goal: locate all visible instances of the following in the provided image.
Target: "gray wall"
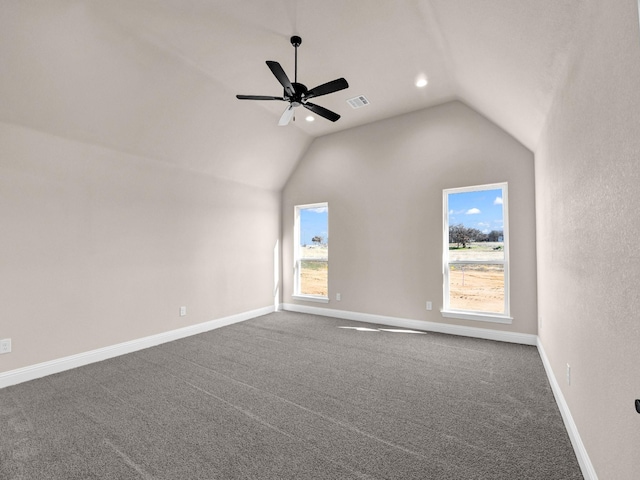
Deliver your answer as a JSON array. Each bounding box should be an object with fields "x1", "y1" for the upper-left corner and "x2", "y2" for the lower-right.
[
  {"x1": 0, "y1": 121, "x2": 279, "y2": 373},
  {"x1": 535, "y1": 1, "x2": 640, "y2": 478},
  {"x1": 282, "y1": 101, "x2": 538, "y2": 335}
]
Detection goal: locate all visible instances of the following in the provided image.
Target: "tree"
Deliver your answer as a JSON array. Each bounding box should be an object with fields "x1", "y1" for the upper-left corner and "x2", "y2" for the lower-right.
[
  {"x1": 449, "y1": 224, "x2": 470, "y2": 248},
  {"x1": 475, "y1": 231, "x2": 489, "y2": 242},
  {"x1": 466, "y1": 228, "x2": 483, "y2": 242},
  {"x1": 311, "y1": 235, "x2": 324, "y2": 245},
  {"x1": 487, "y1": 230, "x2": 503, "y2": 242},
  {"x1": 450, "y1": 225, "x2": 495, "y2": 246}
]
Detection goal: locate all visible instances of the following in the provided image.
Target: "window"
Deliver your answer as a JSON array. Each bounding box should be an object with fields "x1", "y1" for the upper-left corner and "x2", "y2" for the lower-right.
[
  {"x1": 294, "y1": 203, "x2": 328, "y2": 302},
  {"x1": 442, "y1": 183, "x2": 511, "y2": 322}
]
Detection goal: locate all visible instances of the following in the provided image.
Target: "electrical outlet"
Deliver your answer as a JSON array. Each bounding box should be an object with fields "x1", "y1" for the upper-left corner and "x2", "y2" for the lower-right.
[
  {"x1": 0, "y1": 339, "x2": 11, "y2": 354},
  {"x1": 426, "y1": 301, "x2": 432, "y2": 311},
  {"x1": 180, "y1": 306, "x2": 187, "y2": 317},
  {"x1": 336, "y1": 293, "x2": 341, "y2": 301},
  {"x1": 566, "y1": 364, "x2": 571, "y2": 386}
]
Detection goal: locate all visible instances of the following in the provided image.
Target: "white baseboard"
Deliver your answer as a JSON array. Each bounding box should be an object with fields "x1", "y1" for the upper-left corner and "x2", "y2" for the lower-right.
[
  {"x1": 281, "y1": 303, "x2": 537, "y2": 345},
  {"x1": 0, "y1": 306, "x2": 274, "y2": 390},
  {"x1": 537, "y1": 339, "x2": 598, "y2": 480}
]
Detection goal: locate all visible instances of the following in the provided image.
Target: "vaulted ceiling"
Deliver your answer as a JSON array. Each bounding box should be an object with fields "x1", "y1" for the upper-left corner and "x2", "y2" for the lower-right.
[{"x1": 1, "y1": 0, "x2": 588, "y2": 190}]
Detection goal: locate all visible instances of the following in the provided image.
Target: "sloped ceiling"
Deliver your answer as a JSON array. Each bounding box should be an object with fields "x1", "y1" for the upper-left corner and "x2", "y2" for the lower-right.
[{"x1": 0, "y1": 0, "x2": 587, "y2": 190}]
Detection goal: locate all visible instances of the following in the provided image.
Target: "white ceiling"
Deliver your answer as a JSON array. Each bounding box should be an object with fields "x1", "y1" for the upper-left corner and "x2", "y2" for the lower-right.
[{"x1": 0, "y1": 0, "x2": 587, "y2": 189}]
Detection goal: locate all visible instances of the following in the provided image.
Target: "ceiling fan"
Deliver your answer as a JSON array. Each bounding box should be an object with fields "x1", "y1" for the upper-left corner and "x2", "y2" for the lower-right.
[{"x1": 236, "y1": 36, "x2": 349, "y2": 126}]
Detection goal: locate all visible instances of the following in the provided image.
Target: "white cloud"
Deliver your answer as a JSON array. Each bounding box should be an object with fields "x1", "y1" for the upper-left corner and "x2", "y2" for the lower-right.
[
  {"x1": 494, "y1": 197, "x2": 503, "y2": 205},
  {"x1": 308, "y1": 206, "x2": 328, "y2": 213},
  {"x1": 465, "y1": 208, "x2": 481, "y2": 215}
]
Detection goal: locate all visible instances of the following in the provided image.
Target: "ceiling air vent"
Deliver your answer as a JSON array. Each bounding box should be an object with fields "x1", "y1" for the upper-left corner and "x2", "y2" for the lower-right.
[{"x1": 347, "y1": 95, "x2": 370, "y2": 109}]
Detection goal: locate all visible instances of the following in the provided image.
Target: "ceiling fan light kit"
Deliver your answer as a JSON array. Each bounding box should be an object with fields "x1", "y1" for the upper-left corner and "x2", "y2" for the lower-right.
[{"x1": 236, "y1": 36, "x2": 349, "y2": 126}]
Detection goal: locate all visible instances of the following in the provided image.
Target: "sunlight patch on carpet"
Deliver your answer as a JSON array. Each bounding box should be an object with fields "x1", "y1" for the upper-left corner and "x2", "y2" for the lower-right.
[
  {"x1": 338, "y1": 326, "x2": 426, "y2": 334},
  {"x1": 338, "y1": 326, "x2": 380, "y2": 332},
  {"x1": 378, "y1": 328, "x2": 426, "y2": 334}
]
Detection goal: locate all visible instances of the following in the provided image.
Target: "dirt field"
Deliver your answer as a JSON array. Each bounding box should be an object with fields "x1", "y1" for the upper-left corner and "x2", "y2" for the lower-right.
[
  {"x1": 300, "y1": 261, "x2": 328, "y2": 296},
  {"x1": 300, "y1": 246, "x2": 328, "y2": 296},
  {"x1": 449, "y1": 266, "x2": 504, "y2": 313},
  {"x1": 297, "y1": 243, "x2": 505, "y2": 312},
  {"x1": 448, "y1": 243, "x2": 505, "y2": 313}
]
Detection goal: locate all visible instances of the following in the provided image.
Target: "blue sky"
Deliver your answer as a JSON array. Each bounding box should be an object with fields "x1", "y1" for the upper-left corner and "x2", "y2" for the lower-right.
[
  {"x1": 448, "y1": 188, "x2": 504, "y2": 233},
  {"x1": 300, "y1": 206, "x2": 328, "y2": 245}
]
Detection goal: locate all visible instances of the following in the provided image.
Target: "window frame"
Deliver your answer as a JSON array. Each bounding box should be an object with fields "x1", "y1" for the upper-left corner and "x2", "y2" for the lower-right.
[
  {"x1": 442, "y1": 183, "x2": 512, "y2": 324},
  {"x1": 293, "y1": 202, "x2": 329, "y2": 303}
]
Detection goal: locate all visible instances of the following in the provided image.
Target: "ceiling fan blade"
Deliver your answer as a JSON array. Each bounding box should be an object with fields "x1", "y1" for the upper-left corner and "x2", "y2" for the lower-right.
[
  {"x1": 305, "y1": 78, "x2": 349, "y2": 100},
  {"x1": 266, "y1": 61, "x2": 295, "y2": 97},
  {"x1": 236, "y1": 95, "x2": 285, "y2": 101},
  {"x1": 303, "y1": 102, "x2": 340, "y2": 122},
  {"x1": 278, "y1": 104, "x2": 295, "y2": 126}
]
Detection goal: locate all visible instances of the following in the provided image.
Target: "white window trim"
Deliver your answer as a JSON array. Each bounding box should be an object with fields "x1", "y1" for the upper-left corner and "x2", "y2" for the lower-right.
[
  {"x1": 440, "y1": 310, "x2": 513, "y2": 324},
  {"x1": 442, "y1": 183, "x2": 511, "y2": 323},
  {"x1": 292, "y1": 294, "x2": 329, "y2": 304},
  {"x1": 294, "y1": 202, "x2": 329, "y2": 302}
]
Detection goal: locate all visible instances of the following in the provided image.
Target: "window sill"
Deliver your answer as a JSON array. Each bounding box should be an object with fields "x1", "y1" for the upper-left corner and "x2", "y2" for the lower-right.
[
  {"x1": 440, "y1": 310, "x2": 513, "y2": 324},
  {"x1": 292, "y1": 295, "x2": 329, "y2": 304}
]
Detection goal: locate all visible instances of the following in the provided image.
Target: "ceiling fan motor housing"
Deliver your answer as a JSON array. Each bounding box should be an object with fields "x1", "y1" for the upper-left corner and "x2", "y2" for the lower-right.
[{"x1": 290, "y1": 82, "x2": 308, "y2": 106}]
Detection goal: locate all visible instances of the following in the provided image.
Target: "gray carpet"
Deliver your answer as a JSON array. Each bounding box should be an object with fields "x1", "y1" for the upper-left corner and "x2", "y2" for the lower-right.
[{"x1": 0, "y1": 311, "x2": 582, "y2": 479}]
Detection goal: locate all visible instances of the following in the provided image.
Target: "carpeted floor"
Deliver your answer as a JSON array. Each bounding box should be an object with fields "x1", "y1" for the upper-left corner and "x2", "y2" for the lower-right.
[{"x1": 0, "y1": 311, "x2": 582, "y2": 479}]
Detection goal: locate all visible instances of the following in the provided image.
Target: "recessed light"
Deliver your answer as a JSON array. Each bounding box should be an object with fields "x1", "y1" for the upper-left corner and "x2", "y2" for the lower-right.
[
  {"x1": 305, "y1": 115, "x2": 314, "y2": 122},
  {"x1": 416, "y1": 77, "x2": 428, "y2": 88}
]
